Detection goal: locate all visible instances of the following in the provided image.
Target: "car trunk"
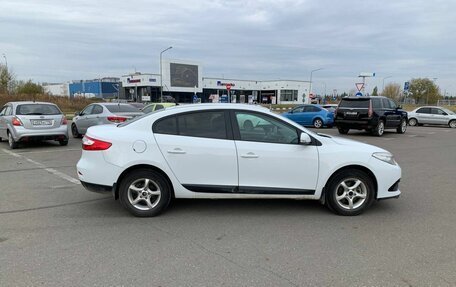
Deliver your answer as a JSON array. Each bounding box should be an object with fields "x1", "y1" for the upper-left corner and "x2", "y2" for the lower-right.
[
  {"x1": 336, "y1": 98, "x2": 371, "y2": 120},
  {"x1": 15, "y1": 104, "x2": 64, "y2": 129}
]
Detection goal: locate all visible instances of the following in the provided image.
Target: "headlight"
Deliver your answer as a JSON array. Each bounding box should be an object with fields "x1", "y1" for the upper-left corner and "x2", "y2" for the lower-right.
[{"x1": 372, "y1": 152, "x2": 397, "y2": 165}]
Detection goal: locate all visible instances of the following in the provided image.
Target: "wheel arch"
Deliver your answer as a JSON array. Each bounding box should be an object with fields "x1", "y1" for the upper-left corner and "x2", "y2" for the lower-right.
[
  {"x1": 114, "y1": 164, "x2": 175, "y2": 200},
  {"x1": 320, "y1": 164, "x2": 378, "y2": 202}
]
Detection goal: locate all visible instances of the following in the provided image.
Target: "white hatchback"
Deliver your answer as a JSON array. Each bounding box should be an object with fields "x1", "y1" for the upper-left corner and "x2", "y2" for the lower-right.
[{"x1": 77, "y1": 104, "x2": 401, "y2": 217}]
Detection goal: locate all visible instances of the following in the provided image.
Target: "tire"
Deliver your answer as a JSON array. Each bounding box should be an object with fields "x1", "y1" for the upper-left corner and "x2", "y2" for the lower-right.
[
  {"x1": 372, "y1": 120, "x2": 385, "y2": 137},
  {"x1": 325, "y1": 169, "x2": 375, "y2": 216},
  {"x1": 397, "y1": 119, "x2": 407, "y2": 134},
  {"x1": 71, "y1": 123, "x2": 81, "y2": 138},
  {"x1": 449, "y1": 120, "x2": 456, "y2": 129},
  {"x1": 338, "y1": 128, "x2": 349, "y2": 134},
  {"x1": 408, "y1": 118, "x2": 417, "y2": 126},
  {"x1": 313, "y1": 118, "x2": 323, "y2": 128},
  {"x1": 8, "y1": 132, "x2": 18, "y2": 149},
  {"x1": 59, "y1": 140, "x2": 69, "y2": 146},
  {"x1": 119, "y1": 169, "x2": 172, "y2": 217}
]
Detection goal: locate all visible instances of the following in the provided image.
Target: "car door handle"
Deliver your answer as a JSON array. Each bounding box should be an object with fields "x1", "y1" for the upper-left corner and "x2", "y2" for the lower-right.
[
  {"x1": 241, "y1": 152, "x2": 259, "y2": 158},
  {"x1": 167, "y1": 148, "x2": 186, "y2": 154}
]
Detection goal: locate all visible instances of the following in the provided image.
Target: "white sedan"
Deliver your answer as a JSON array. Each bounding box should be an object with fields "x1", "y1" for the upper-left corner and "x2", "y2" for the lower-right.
[
  {"x1": 77, "y1": 104, "x2": 401, "y2": 217},
  {"x1": 407, "y1": 106, "x2": 456, "y2": 128}
]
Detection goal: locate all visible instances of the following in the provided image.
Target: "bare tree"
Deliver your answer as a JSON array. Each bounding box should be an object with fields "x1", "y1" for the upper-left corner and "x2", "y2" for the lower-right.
[{"x1": 382, "y1": 83, "x2": 401, "y2": 101}]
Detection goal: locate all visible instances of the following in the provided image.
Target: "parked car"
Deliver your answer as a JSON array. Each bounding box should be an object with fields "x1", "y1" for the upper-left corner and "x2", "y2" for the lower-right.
[
  {"x1": 321, "y1": 104, "x2": 338, "y2": 112},
  {"x1": 0, "y1": 101, "x2": 69, "y2": 149},
  {"x1": 128, "y1": 102, "x2": 145, "y2": 110},
  {"x1": 71, "y1": 103, "x2": 144, "y2": 138},
  {"x1": 141, "y1": 103, "x2": 177, "y2": 114},
  {"x1": 407, "y1": 106, "x2": 456, "y2": 128},
  {"x1": 281, "y1": 104, "x2": 334, "y2": 128},
  {"x1": 77, "y1": 104, "x2": 401, "y2": 217},
  {"x1": 334, "y1": 96, "x2": 408, "y2": 136}
]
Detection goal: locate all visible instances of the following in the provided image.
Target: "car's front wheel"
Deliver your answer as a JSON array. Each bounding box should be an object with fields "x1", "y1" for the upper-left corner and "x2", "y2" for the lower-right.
[
  {"x1": 449, "y1": 120, "x2": 456, "y2": 128},
  {"x1": 71, "y1": 123, "x2": 81, "y2": 138},
  {"x1": 397, "y1": 119, "x2": 407, "y2": 134},
  {"x1": 326, "y1": 169, "x2": 375, "y2": 216},
  {"x1": 119, "y1": 169, "x2": 172, "y2": 217},
  {"x1": 338, "y1": 128, "x2": 349, "y2": 134}
]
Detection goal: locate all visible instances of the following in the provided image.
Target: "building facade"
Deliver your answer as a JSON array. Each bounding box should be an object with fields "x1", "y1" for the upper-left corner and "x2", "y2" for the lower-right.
[{"x1": 69, "y1": 78, "x2": 120, "y2": 99}]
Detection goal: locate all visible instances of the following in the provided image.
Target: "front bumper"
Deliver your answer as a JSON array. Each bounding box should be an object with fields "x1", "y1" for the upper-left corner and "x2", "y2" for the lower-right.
[{"x1": 368, "y1": 157, "x2": 402, "y2": 199}]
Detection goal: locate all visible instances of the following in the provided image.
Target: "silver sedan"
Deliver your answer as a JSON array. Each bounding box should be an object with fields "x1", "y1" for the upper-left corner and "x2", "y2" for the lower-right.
[
  {"x1": 408, "y1": 106, "x2": 456, "y2": 128},
  {"x1": 0, "y1": 101, "x2": 69, "y2": 149},
  {"x1": 71, "y1": 103, "x2": 144, "y2": 138}
]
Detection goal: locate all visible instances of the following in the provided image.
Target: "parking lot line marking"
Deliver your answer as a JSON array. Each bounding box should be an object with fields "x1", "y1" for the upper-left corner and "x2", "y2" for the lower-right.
[
  {"x1": 13, "y1": 148, "x2": 81, "y2": 155},
  {"x1": 1, "y1": 148, "x2": 81, "y2": 185},
  {"x1": 408, "y1": 135, "x2": 418, "y2": 137}
]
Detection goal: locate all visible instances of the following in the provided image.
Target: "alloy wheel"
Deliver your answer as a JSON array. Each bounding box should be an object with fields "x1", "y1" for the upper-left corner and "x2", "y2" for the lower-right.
[
  {"x1": 127, "y1": 178, "x2": 161, "y2": 211},
  {"x1": 335, "y1": 178, "x2": 367, "y2": 210}
]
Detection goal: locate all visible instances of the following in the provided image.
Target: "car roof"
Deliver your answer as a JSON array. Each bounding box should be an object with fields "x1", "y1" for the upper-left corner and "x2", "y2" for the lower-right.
[
  {"x1": 155, "y1": 103, "x2": 270, "y2": 113},
  {"x1": 341, "y1": 96, "x2": 386, "y2": 100},
  {"x1": 7, "y1": 101, "x2": 58, "y2": 106}
]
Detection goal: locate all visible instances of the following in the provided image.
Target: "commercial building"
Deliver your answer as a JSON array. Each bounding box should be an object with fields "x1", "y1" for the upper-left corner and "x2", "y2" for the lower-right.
[
  {"x1": 43, "y1": 83, "x2": 69, "y2": 97},
  {"x1": 69, "y1": 78, "x2": 120, "y2": 99},
  {"x1": 120, "y1": 59, "x2": 310, "y2": 104}
]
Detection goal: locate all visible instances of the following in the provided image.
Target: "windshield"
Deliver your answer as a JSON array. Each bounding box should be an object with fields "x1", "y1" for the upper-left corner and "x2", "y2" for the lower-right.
[
  {"x1": 442, "y1": 108, "x2": 455, "y2": 115},
  {"x1": 16, "y1": 104, "x2": 61, "y2": 115}
]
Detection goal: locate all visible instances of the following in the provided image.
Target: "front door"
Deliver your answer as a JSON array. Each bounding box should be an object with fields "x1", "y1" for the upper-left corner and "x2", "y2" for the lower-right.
[
  {"x1": 153, "y1": 110, "x2": 238, "y2": 191},
  {"x1": 75, "y1": 105, "x2": 94, "y2": 134},
  {"x1": 382, "y1": 99, "x2": 401, "y2": 127},
  {"x1": 233, "y1": 111, "x2": 319, "y2": 194},
  {"x1": 432, "y1": 108, "x2": 448, "y2": 125}
]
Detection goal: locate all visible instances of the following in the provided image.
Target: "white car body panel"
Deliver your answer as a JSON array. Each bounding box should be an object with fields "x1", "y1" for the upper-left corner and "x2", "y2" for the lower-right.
[{"x1": 77, "y1": 104, "x2": 401, "y2": 202}]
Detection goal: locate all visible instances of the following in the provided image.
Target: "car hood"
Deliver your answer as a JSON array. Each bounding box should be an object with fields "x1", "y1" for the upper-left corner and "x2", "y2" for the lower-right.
[{"x1": 319, "y1": 134, "x2": 388, "y2": 153}]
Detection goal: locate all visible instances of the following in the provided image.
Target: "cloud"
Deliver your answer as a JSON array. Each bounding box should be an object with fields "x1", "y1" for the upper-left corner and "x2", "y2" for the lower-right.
[{"x1": 0, "y1": 0, "x2": 455, "y2": 94}]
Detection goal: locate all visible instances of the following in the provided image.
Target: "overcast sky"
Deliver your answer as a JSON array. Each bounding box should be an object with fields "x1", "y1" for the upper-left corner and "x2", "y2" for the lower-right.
[{"x1": 1, "y1": 0, "x2": 455, "y2": 95}]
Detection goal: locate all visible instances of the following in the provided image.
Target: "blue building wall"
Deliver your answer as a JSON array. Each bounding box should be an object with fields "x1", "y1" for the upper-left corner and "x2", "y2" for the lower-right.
[{"x1": 69, "y1": 81, "x2": 119, "y2": 98}]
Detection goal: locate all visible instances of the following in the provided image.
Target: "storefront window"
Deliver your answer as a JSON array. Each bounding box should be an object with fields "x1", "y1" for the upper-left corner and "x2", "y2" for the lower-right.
[{"x1": 280, "y1": 90, "x2": 298, "y2": 101}]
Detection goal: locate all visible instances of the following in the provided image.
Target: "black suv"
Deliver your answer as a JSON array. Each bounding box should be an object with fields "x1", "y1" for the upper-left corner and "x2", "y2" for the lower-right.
[{"x1": 334, "y1": 96, "x2": 408, "y2": 136}]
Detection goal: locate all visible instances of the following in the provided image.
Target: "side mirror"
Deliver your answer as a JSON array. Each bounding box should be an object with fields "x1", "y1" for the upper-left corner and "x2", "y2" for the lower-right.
[
  {"x1": 442, "y1": 112, "x2": 448, "y2": 116},
  {"x1": 397, "y1": 105, "x2": 402, "y2": 109},
  {"x1": 299, "y1": 132, "x2": 312, "y2": 145}
]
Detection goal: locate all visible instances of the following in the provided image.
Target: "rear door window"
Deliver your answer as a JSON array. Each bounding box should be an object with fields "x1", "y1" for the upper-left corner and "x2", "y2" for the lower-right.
[
  {"x1": 154, "y1": 116, "x2": 178, "y2": 135},
  {"x1": 177, "y1": 111, "x2": 227, "y2": 140},
  {"x1": 416, "y1": 108, "x2": 431, "y2": 114},
  {"x1": 16, "y1": 104, "x2": 61, "y2": 115},
  {"x1": 106, "y1": 105, "x2": 140, "y2": 113},
  {"x1": 371, "y1": 98, "x2": 382, "y2": 109}
]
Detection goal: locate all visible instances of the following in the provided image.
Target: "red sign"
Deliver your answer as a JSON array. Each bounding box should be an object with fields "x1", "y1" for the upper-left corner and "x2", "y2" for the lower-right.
[
  {"x1": 355, "y1": 83, "x2": 364, "y2": 91},
  {"x1": 226, "y1": 84, "x2": 232, "y2": 91}
]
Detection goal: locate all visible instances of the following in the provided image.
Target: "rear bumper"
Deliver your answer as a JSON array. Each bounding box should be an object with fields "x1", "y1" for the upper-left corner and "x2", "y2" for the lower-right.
[
  {"x1": 335, "y1": 118, "x2": 377, "y2": 129},
  {"x1": 81, "y1": 181, "x2": 113, "y2": 193},
  {"x1": 10, "y1": 125, "x2": 69, "y2": 141}
]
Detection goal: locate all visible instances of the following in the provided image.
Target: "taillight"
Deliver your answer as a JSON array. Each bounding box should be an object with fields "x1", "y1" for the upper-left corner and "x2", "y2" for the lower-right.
[
  {"x1": 82, "y1": 136, "x2": 112, "y2": 151},
  {"x1": 61, "y1": 116, "x2": 68, "y2": 125},
  {"x1": 12, "y1": 117, "x2": 23, "y2": 126},
  {"x1": 368, "y1": 101, "x2": 373, "y2": 118},
  {"x1": 107, "y1": 116, "x2": 127, "y2": 123}
]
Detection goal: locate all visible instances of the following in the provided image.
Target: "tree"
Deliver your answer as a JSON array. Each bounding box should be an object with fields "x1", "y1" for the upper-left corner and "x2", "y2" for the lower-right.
[
  {"x1": 408, "y1": 78, "x2": 440, "y2": 105},
  {"x1": 16, "y1": 80, "x2": 44, "y2": 95},
  {"x1": 372, "y1": 86, "x2": 378, "y2": 96},
  {"x1": 0, "y1": 63, "x2": 14, "y2": 94},
  {"x1": 382, "y1": 83, "x2": 401, "y2": 101}
]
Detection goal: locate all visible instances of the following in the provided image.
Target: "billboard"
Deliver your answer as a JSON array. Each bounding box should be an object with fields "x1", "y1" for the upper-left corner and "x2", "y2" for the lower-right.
[{"x1": 170, "y1": 63, "x2": 199, "y2": 88}]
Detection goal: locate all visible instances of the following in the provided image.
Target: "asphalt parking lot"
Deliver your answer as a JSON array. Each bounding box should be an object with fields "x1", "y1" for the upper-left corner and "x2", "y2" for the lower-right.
[{"x1": 1, "y1": 125, "x2": 455, "y2": 286}]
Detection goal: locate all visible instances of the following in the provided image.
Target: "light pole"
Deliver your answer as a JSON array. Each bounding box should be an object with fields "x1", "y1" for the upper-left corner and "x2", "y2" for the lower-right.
[
  {"x1": 2, "y1": 53, "x2": 8, "y2": 94},
  {"x1": 309, "y1": 68, "x2": 323, "y2": 103},
  {"x1": 382, "y1": 76, "x2": 392, "y2": 93},
  {"x1": 160, "y1": 46, "x2": 172, "y2": 103}
]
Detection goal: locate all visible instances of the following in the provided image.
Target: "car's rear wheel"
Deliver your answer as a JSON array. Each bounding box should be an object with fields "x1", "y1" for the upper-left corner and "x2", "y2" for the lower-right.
[
  {"x1": 119, "y1": 169, "x2": 172, "y2": 217},
  {"x1": 408, "y1": 118, "x2": 418, "y2": 126},
  {"x1": 326, "y1": 169, "x2": 375, "y2": 216},
  {"x1": 372, "y1": 120, "x2": 385, "y2": 136},
  {"x1": 397, "y1": 119, "x2": 407, "y2": 134},
  {"x1": 313, "y1": 118, "x2": 323, "y2": 128},
  {"x1": 71, "y1": 123, "x2": 81, "y2": 138},
  {"x1": 8, "y1": 132, "x2": 18, "y2": 149},
  {"x1": 338, "y1": 128, "x2": 349, "y2": 134},
  {"x1": 449, "y1": 120, "x2": 456, "y2": 128}
]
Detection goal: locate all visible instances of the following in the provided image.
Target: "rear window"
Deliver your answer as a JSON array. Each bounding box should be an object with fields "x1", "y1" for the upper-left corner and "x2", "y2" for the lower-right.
[
  {"x1": 338, "y1": 99, "x2": 370, "y2": 108},
  {"x1": 16, "y1": 104, "x2": 61, "y2": 115},
  {"x1": 106, "y1": 105, "x2": 140, "y2": 113}
]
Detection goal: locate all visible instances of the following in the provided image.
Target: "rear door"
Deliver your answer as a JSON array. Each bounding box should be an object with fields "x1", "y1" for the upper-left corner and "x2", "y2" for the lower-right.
[
  {"x1": 153, "y1": 110, "x2": 238, "y2": 192},
  {"x1": 415, "y1": 108, "x2": 432, "y2": 124},
  {"x1": 381, "y1": 99, "x2": 401, "y2": 128}
]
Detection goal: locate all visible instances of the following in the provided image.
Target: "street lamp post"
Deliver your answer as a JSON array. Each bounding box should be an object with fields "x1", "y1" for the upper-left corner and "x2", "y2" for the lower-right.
[
  {"x1": 160, "y1": 46, "x2": 173, "y2": 103},
  {"x1": 309, "y1": 68, "x2": 323, "y2": 103},
  {"x1": 382, "y1": 76, "x2": 392, "y2": 93},
  {"x1": 2, "y1": 53, "x2": 8, "y2": 94}
]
